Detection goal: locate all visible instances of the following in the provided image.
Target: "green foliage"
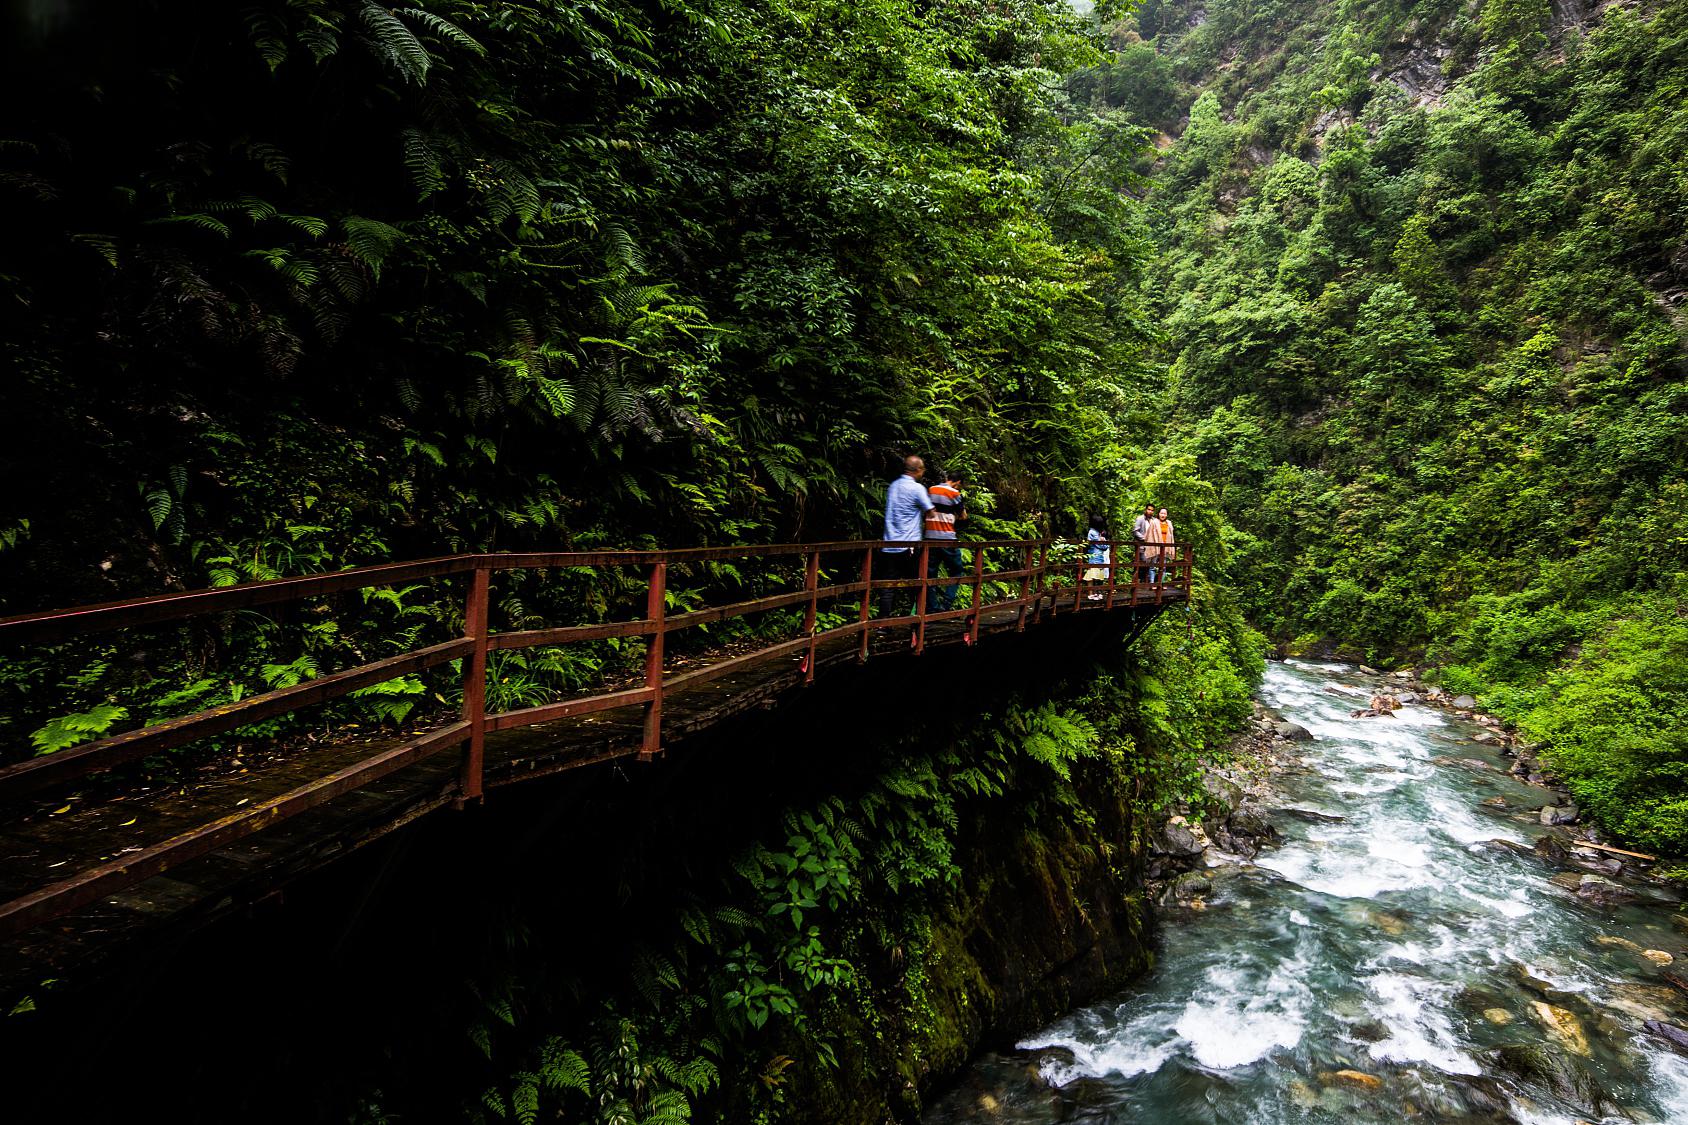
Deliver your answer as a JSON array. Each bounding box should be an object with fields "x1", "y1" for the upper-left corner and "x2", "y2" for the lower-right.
[
  {"x1": 0, "y1": 0, "x2": 1172, "y2": 758},
  {"x1": 1113, "y1": 0, "x2": 1688, "y2": 851},
  {"x1": 30, "y1": 703, "x2": 128, "y2": 755}
]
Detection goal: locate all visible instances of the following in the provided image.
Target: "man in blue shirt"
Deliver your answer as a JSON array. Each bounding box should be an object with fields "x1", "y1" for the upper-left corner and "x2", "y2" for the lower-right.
[{"x1": 879, "y1": 455, "x2": 933, "y2": 619}]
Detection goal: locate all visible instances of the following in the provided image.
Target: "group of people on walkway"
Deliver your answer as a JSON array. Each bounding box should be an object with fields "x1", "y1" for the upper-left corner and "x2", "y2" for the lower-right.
[
  {"x1": 878, "y1": 456, "x2": 969, "y2": 618},
  {"x1": 1083, "y1": 504, "x2": 1178, "y2": 601},
  {"x1": 878, "y1": 456, "x2": 1180, "y2": 617}
]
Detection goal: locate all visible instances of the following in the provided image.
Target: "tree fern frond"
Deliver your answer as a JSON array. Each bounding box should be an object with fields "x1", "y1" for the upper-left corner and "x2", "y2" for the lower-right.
[
  {"x1": 240, "y1": 141, "x2": 291, "y2": 183},
  {"x1": 297, "y1": 12, "x2": 342, "y2": 62},
  {"x1": 401, "y1": 129, "x2": 446, "y2": 198},
  {"x1": 537, "y1": 1039, "x2": 590, "y2": 1093},
  {"x1": 360, "y1": 1, "x2": 432, "y2": 83},
  {"x1": 143, "y1": 488, "x2": 173, "y2": 530},
  {"x1": 242, "y1": 8, "x2": 289, "y2": 71},
  {"x1": 342, "y1": 215, "x2": 404, "y2": 278},
  {"x1": 600, "y1": 224, "x2": 645, "y2": 280},
  {"x1": 396, "y1": 7, "x2": 486, "y2": 56},
  {"x1": 533, "y1": 377, "x2": 574, "y2": 417},
  {"x1": 279, "y1": 213, "x2": 329, "y2": 237},
  {"x1": 69, "y1": 232, "x2": 119, "y2": 267},
  {"x1": 148, "y1": 213, "x2": 232, "y2": 239},
  {"x1": 395, "y1": 378, "x2": 421, "y2": 412},
  {"x1": 490, "y1": 159, "x2": 540, "y2": 223}
]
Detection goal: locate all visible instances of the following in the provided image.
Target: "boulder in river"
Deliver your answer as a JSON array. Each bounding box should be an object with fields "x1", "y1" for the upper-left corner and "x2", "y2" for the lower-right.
[
  {"x1": 1575, "y1": 874, "x2": 1640, "y2": 908},
  {"x1": 1358, "y1": 665, "x2": 1380, "y2": 676},
  {"x1": 1452, "y1": 694, "x2": 1478, "y2": 709},
  {"x1": 1273, "y1": 720, "x2": 1314, "y2": 741},
  {"x1": 1471, "y1": 731, "x2": 1500, "y2": 745},
  {"x1": 1318, "y1": 1069, "x2": 1382, "y2": 1090},
  {"x1": 1481, "y1": 795, "x2": 1509, "y2": 809},
  {"x1": 1154, "y1": 820, "x2": 1204, "y2": 858},
  {"x1": 1482, "y1": 1007, "x2": 1514, "y2": 1025},
  {"x1": 1488, "y1": 1043, "x2": 1607, "y2": 1116},
  {"x1": 1228, "y1": 804, "x2": 1277, "y2": 842},
  {"x1": 1644, "y1": 1020, "x2": 1688, "y2": 1056},
  {"x1": 1397, "y1": 691, "x2": 1420, "y2": 705},
  {"x1": 1539, "y1": 804, "x2": 1579, "y2": 826},
  {"x1": 1280, "y1": 807, "x2": 1345, "y2": 824},
  {"x1": 1593, "y1": 935, "x2": 1644, "y2": 954},
  {"x1": 1527, "y1": 1000, "x2": 1592, "y2": 1055},
  {"x1": 1645, "y1": 949, "x2": 1675, "y2": 966}
]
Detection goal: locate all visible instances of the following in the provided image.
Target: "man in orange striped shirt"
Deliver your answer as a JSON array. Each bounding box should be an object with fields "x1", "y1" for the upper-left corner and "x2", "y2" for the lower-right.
[{"x1": 924, "y1": 469, "x2": 967, "y2": 612}]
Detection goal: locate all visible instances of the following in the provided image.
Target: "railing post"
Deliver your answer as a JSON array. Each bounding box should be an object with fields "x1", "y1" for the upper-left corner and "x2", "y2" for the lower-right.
[
  {"x1": 1015, "y1": 543, "x2": 1032, "y2": 631},
  {"x1": 1104, "y1": 541, "x2": 1117, "y2": 611},
  {"x1": 967, "y1": 544, "x2": 985, "y2": 645},
  {"x1": 857, "y1": 543, "x2": 871, "y2": 658},
  {"x1": 640, "y1": 561, "x2": 667, "y2": 761},
  {"x1": 914, "y1": 542, "x2": 930, "y2": 654},
  {"x1": 802, "y1": 550, "x2": 820, "y2": 683},
  {"x1": 1155, "y1": 545, "x2": 1166, "y2": 606},
  {"x1": 457, "y1": 563, "x2": 490, "y2": 805},
  {"x1": 1036, "y1": 542, "x2": 1050, "y2": 621}
]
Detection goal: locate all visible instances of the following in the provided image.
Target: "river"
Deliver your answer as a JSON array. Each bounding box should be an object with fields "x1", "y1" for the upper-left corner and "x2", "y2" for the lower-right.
[{"x1": 925, "y1": 659, "x2": 1688, "y2": 1124}]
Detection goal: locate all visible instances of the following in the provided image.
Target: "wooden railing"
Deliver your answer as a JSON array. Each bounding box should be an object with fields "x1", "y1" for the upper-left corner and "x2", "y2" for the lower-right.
[{"x1": 0, "y1": 537, "x2": 1190, "y2": 937}]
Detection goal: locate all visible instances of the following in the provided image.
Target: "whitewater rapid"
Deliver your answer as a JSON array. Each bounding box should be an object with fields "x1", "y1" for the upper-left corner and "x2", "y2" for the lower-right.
[{"x1": 924, "y1": 660, "x2": 1688, "y2": 1124}]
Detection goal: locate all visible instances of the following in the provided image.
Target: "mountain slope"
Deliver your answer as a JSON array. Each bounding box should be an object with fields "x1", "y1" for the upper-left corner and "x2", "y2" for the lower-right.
[{"x1": 1091, "y1": 0, "x2": 1688, "y2": 852}]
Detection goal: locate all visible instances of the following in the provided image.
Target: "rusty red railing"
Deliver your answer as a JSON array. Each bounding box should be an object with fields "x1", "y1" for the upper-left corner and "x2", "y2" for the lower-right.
[{"x1": 0, "y1": 537, "x2": 1191, "y2": 937}]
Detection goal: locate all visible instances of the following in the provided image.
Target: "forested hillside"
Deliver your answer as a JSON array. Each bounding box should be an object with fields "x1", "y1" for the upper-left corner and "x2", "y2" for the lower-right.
[{"x1": 1088, "y1": 0, "x2": 1688, "y2": 851}]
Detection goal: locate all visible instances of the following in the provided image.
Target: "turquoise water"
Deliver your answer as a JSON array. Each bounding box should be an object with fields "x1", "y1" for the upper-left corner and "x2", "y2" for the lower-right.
[{"x1": 925, "y1": 660, "x2": 1688, "y2": 1124}]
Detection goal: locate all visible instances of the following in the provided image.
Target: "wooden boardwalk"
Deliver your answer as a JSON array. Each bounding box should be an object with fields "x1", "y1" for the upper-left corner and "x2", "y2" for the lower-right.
[{"x1": 0, "y1": 540, "x2": 1187, "y2": 1001}]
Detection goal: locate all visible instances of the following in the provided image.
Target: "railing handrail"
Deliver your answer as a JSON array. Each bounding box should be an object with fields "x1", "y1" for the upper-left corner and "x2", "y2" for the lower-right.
[
  {"x1": 0, "y1": 534, "x2": 1193, "y2": 939},
  {"x1": 0, "y1": 536, "x2": 1186, "y2": 643}
]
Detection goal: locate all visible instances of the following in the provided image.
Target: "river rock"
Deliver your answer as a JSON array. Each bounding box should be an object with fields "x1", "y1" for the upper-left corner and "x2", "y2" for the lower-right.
[
  {"x1": 1273, "y1": 720, "x2": 1314, "y2": 742},
  {"x1": 1452, "y1": 694, "x2": 1478, "y2": 710},
  {"x1": 1319, "y1": 1069, "x2": 1382, "y2": 1090},
  {"x1": 1281, "y1": 807, "x2": 1346, "y2": 823},
  {"x1": 1392, "y1": 669, "x2": 1414, "y2": 680},
  {"x1": 1528, "y1": 1001, "x2": 1592, "y2": 1055},
  {"x1": 1359, "y1": 665, "x2": 1380, "y2": 676},
  {"x1": 1472, "y1": 731, "x2": 1500, "y2": 745},
  {"x1": 1481, "y1": 795, "x2": 1510, "y2": 809},
  {"x1": 1201, "y1": 771, "x2": 1244, "y2": 815},
  {"x1": 1549, "y1": 871, "x2": 1585, "y2": 890},
  {"x1": 1644, "y1": 1020, "x2": 1688, "y2": 1056},
  {"x1": 1540, "y1": 804, "x2": 1579, "y2": 826},
  {"x1": 1397, "y1": 691, "x2": 1420, "y2": 705},
  {"x1": 1228, "y1": 804, "x2": 1276, "y2": 841},
  {"x1": 1488, "y1": 1043, "x2": 1607, "y2": 1116},
  {"x1": 1154, "y1": 820, "x2": 1204, "y2": 858},
  {"x1": 1483, "y1": 1007, "x2": 1514, "y2": 1025},
  {"x1": 1645, "y1": 949, "x2": 1675, "y2": 965},
  {"x1": 1593, "y1": 935, "x2": 1644, "y2": 954},
  {"x1": 1575, "y1": 874, "x2": 1640, "y2": 908}
]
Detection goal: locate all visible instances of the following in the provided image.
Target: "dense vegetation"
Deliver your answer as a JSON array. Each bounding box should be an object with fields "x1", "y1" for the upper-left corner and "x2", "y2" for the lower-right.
[
  {"x1": 0, "y1": 0, "x2": 1214, "y2": 753},
  {"x1": 1089, "y1": 0, "x2": 1688, "y2": 852},
  {"x1": 1, "y1": 1, "x2": 1267, "y2": 1121}
]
